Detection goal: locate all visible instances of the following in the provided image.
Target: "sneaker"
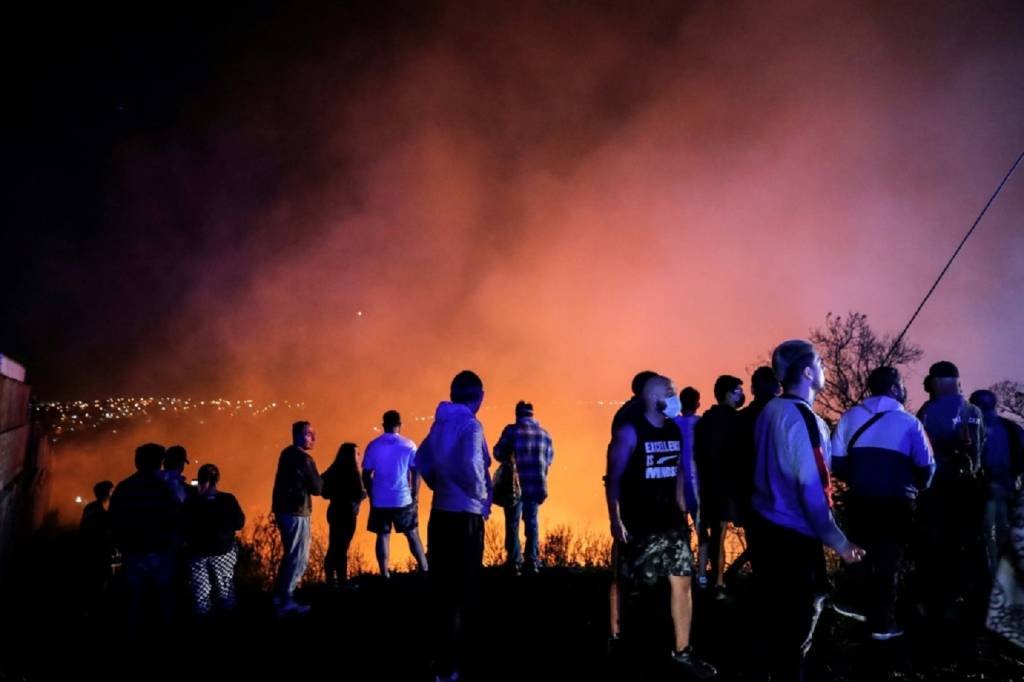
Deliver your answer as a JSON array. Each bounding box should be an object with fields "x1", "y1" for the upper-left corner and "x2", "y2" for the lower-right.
[
  {"x1": 670, "y1": 647, "x2": 718, "y2": 679},
  {"x1": 830, "y1": 600, "x2": 866, "y2": 623},
  {"x1": 523, "y1": 562, "x2": 540, "y2": 575},
  {"x1": 870, "y1": 625, "x2": 905, "y2": 641}
]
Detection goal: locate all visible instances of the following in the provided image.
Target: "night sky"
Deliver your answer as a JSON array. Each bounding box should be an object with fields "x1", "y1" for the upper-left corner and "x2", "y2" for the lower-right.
[{"x1": 5, "y1": 2, "x2": 1024, "y2": 538}]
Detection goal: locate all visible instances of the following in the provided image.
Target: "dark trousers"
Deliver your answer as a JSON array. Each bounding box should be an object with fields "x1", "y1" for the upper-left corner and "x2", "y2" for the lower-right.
[
  {"x1": 914, "y1": 478, "x2": 988, "y2": 624},
  {"x1": 843, "y1": 495, "x2": 914, "y2": 631},
  {"x1": 749, "y1": 513, "x2": 828, "y2": 682},
  {"x1": 325, "y1": 502, "x2": 358, "y2": 584},
  {"x1": 428, "y1": 509, "x2": 484, "y2": 678}
]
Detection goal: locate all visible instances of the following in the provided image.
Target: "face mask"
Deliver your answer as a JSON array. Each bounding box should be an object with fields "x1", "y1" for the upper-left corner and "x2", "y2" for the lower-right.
[
  {"x1": 735, "y1": 395, "x2": 747, "y2": 409},
  {"x1": 661, "y1": 395, "x2": 682, "y2": 418}
]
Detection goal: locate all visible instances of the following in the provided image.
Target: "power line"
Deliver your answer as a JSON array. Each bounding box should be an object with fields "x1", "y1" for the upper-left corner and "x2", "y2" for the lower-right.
[{"x1": 879, "y1": 150, "x2": 1024, "y2": 369}]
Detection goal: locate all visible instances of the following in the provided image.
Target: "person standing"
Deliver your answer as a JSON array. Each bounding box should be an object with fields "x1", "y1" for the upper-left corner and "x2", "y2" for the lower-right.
[
  {"x1": 271, "y1": 420, "x2": 323, "y2": 616},
  {"x1": 494, "y1": 400, "x2": 554, "y2": 574},
  {"x1": 415, "y1": 371, "x2": 492, "y2": 682},
  {"x1": 363, "y1": 411, "x2": 428, "y2": 578},
  {"x1": 750, "y1": 340, "x2": 864, "y2": 680},
  {"x1": 322, "y1": 442, "x2": 367, "y2": 588},
  {"x1": 183, "y1": 463, "x2": 245, "y2": 616}
]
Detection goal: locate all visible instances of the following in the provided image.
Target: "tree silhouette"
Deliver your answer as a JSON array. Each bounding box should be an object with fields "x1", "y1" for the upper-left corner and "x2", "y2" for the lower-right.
[
  {"x1": 989, "y1": 380, "x2": 1024, "y2": 422},
  {"x1": 809, "y1": 312, "x2": 923, "y2": 422}
]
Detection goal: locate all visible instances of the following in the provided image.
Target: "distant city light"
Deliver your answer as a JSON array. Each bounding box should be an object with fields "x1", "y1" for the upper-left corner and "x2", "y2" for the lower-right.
[{"x1": 74, "y1": 496, "x2": 83, "y2": 504}]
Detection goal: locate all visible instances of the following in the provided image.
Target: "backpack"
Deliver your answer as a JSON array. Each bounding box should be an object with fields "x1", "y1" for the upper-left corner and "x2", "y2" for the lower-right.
[{"x1": 493, "y1": 454, "x2": 521, "y2": 508}]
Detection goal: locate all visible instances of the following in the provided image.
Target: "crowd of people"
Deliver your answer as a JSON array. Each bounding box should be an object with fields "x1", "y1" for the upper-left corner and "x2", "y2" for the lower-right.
[{"x1": 76, "y1": 350, "x2": 1024, "y2": 680}]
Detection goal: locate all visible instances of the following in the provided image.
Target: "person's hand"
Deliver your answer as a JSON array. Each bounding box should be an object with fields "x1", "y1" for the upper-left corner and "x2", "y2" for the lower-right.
[
  {"x1": 611, "y1": 519, "x2": 629, "y2": 545},
  {"x1": 840, "y1": 544, "x2": 866, "y2": 564}
]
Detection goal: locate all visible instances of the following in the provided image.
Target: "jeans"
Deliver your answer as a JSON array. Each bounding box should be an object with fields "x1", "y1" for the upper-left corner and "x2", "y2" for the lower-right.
[
  {"x1": 275, "y1": 513, "x2": 311, "y2": 602},
  {"x1": 985, "y1": 485, "x2": 1014, "y2": 576},
  {"x1": 503, "y1": 500, "x2": 540, "y2": 568}
]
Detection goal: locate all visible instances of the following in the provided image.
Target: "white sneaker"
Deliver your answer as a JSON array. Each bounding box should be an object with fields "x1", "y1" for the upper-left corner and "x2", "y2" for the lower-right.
[{"x1": 870, "y1": 626, "x2": 904, "y2": 641}]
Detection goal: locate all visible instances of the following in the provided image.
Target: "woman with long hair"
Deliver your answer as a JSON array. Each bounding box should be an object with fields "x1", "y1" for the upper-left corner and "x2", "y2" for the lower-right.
[{"x1": 321, "y1": 442, "x2": 367, "y2": 588}]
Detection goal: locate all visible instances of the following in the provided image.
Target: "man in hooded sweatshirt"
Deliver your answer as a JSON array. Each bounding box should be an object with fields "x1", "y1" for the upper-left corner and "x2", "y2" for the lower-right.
[{"x1": 415, "y1": 370, "x2": 492, "y2": 682}]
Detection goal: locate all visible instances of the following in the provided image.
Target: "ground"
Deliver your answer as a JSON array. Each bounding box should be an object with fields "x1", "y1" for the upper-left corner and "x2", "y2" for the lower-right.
[{"x1": 4, "y1": 533, "x2": 1024, "y2": 681}]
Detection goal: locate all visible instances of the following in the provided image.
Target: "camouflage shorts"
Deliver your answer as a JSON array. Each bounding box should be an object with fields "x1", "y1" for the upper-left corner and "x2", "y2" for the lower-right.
[{"x1": 617, "y1": 527, "x2": 693, "y2": 586}]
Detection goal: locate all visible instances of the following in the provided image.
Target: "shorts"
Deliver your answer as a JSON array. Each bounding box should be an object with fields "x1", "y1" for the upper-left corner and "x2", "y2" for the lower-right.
[
  {"x1": 616, "y1": 527, "x2": 693, "y2": 586},
  {"x1": 367, "y1": 504, "x2": 419, "y2": 534}
]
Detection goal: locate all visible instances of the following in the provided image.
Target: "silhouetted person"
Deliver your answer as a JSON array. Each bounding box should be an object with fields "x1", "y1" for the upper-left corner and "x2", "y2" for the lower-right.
[
  {"x1": 673, "y1": 387, "x2": 701, "y2": 531},
  {"x1": 162, "y1": 445, "x2": 192, "y2": 503},
  {"x1": 271, "y1": 421, "x2": 323, "y2": 616},
  {"x1": 606, "y1": 374, "x2": 717, "y2": 679},
  {"x1": 970, "y1": 389, "x2": 1024, "y2": 575},
  {"x1": 322, "y1": 442, "x2": 367, "y2": 587},
  {"x1": 109, "y1": 442, "x2": 182, "y2": 633},
  {"x1": 985, "y1": 474, "x2": 1024, "y2": 649},
  {"x1": 694, "y1": 375, "x2": 745, "y2": 595},
  {"x1": 363, "y1": 410, "x2": 427, "y2": 578},
  {"x1": 80, "y1": 480, "x2": 116, "y2": 612},
  {"x1": 725, "y1": 366, "x2": 780, "y2": 584},
  {"x1": 831, "y1": 366, "x2": 934, "y2": 639},
  {"x1": 415, "y1": 370, "x2": 492, "y2": 682},
  {"x1": 183, "y1": 463, "x2": 245, "y2": 616},
  {"x1": 750, "y1": 341, "x2": 863, "y2": 681},
  {"x1": 916, "y1": 361, "x2": 987, "y2": 626},
  {"x1": 607, "y1": 370, "x2": 658, "y2": 651},
  {"x1": 494, "y1": 400, "x2": 554, "y2": 574}
]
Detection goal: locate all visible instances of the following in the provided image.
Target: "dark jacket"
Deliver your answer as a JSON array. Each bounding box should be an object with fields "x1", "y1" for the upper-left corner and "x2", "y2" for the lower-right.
[
  {"x1": 694, "y1": 404, "x2": 740, "y2": 521},
  {"x1": 80, "y1": 501, "x2": 116, "y2": 564},
  {"x1": 322, "y1": 463, "x2": 366, "y2": 523},
  {"x1": 109, "y1": 470, "x2": 183, "y2": 556},
  {"x1": 272, "y1": 445, "x2": 323, "y2": 516},
  {"x1": 184, "y1": 491, "x2": 245, "y2": 557}
]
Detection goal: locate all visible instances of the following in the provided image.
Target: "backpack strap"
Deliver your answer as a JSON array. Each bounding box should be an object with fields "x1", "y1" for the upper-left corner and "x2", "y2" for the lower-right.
[
  {"x1": 786, "y1": 397, "x2": 834, "y2": 509},
  {"x1": 848, "y1": 411, "x2": 892, "y2": 450}
]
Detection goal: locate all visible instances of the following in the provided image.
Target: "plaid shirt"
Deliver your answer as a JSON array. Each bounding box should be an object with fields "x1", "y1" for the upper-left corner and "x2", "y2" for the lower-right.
[{"x1": 494, "y1": 418, "x2": 554, "y2": 503}]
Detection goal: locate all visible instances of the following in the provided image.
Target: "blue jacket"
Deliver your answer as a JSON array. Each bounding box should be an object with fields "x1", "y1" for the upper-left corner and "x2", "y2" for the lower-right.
[{"x1": 831, "y1": 396, "x2": 935, "y2": 499}]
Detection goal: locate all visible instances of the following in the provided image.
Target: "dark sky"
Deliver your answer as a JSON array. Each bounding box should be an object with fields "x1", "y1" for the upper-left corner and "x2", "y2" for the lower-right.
[{"x1": 4, "y1": 0, "x2": 1024, "y2": 402}]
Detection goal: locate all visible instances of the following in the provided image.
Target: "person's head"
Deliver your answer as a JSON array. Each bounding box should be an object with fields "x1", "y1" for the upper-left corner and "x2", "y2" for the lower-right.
[
  {"x1": 750, "y1": 366, "x2": 781, "y2": 402},
  {"x1": 93, "y1": 480, "x2": 114, "y2": 503},
  {"x1": 197, "y1": 463, "x2": 220, "y2": 491},
  {"x1": 292, "y1": 421, "x2": 315, "y2": 450},
  {"x1": 642, "y1": 375, "x2": 679, "y2": 418},
  {"x1": 333, "y1": 442, "x2": 359, "y2": 471},
  {"x1": 867, "y1": 366, "x2": 906, "y2": 404},
  {"x1": 515, "y1": 400, "x2": 534, "y2": 420},
  {"x1": 450, "y1": 370, "x2": 485, "y2": 414},
  {"x1": 969, "y1": 389, "x2": 998, "y2": 415},
  {"x1": 772, "y1": 339, "x2": 825, "y2": 393},
  {"x1": 382, "y1": 410, "x2": 402, "y2": 433},
  {"x1": 928, "y1": 361, "x2": 960, "y2": 397},
  {"x1": 680, "y1": 387, "x2": 700, "y2": 415},
  {"x1": 630, "y1": 370, "x2": 659, "y2": 397},
  {"x1": 163, "y1": 445, "x2": 189, "y2": 473},
  {"x1": 713, "y1": 375, "x2": 745, "y2": 408},
  {"x1": 135, "y1": 443, "x2": 166, "y2": 473}
]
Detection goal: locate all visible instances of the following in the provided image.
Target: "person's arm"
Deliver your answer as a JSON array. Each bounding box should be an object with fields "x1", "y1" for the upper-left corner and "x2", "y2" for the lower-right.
[
  {"x1": 606, "y1": 424, "x2": 636, "y2": 544},
  {"x1": 414, "y1": 434, "x2": 436, "y2": 490},
  {"x1": 304, "y1": 454, "x2": 324, "y2": 496},
  {"x1": 967, "y1": 406, "x2": 984, "y2": 475},
  {"x1": 493, "y1": 425, "x2": 513, "y2": 464},
  {"x1": 908, "y1": 417, "x2": 936, "y2": 491},
  {"x1": 453, "y1": 420, "x2": 489, "y2": 502},
  {"x1": 362, "y1": 469, "x2": 374, "y2": 500},
  {"x1": 409, "y1": 447, "x2": 421, "y2": 502},
  {"x1": 229, "y1": 494, "x2": 245, "y2": 532},
  {"x1": 830, "y1": 414, "x2": 850, "y2": 481}
]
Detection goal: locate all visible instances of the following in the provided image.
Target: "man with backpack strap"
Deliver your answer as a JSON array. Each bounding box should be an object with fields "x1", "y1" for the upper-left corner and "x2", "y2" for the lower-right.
[
  {"x1": 916, "y1": 361, "x2": 987, "y2": 626},
  {"x1": 830, "y1": 366, "x2": 935, "y2": 640}
]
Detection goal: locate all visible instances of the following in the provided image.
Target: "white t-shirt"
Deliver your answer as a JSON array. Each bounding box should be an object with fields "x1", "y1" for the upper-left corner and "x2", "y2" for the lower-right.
[{"x1": 363, "y1": 432, "x2": 417, "y2": 508}]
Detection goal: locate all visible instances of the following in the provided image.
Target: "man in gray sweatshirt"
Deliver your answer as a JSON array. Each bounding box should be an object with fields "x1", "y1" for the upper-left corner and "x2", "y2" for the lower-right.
[{"x1": 415, "y1": 370, "x2": 492, "y2": 682}]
